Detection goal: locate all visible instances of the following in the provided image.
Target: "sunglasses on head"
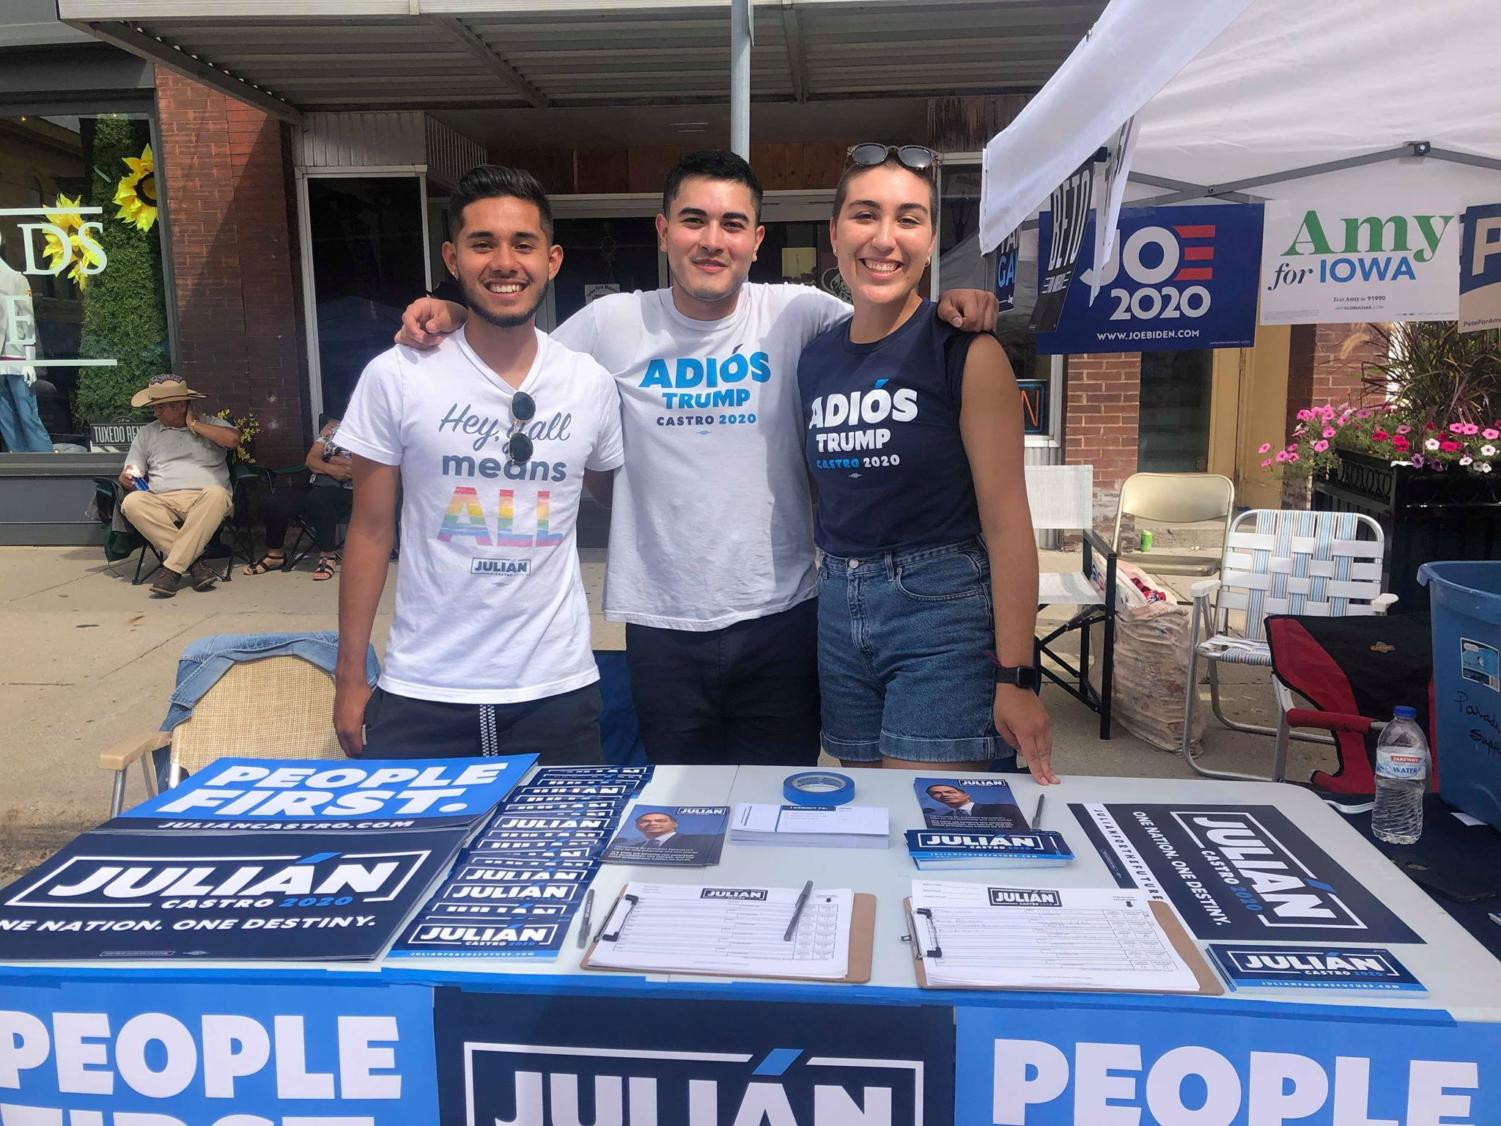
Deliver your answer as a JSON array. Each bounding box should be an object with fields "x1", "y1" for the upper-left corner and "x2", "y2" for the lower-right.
[
  {"x1": 506, "y1": 391, "x2": 536, "y2": 465},
  {"x1": 846, "y1": 144, "x2": 940, "y2": 174}
]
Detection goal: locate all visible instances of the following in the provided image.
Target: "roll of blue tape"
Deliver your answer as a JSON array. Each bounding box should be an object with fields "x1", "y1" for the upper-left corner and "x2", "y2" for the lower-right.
[{"x1": 783, "y1": 770, "x2": 856, "y2": 807}]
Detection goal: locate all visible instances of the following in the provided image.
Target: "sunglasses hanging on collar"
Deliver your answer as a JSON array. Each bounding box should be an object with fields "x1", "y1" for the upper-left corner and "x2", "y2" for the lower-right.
[{"x1": 506, "y1": 391, "x2": 536, "y2": 465}]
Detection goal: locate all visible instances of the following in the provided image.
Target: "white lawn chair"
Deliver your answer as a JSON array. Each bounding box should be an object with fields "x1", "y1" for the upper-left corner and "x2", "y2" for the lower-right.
[
  {"x1": 1183, "y1": 508, "x2": 1395, "y2": 780},
  {"x1": 1026, "y1": 464, "x2": 1117, "y2": 740}
]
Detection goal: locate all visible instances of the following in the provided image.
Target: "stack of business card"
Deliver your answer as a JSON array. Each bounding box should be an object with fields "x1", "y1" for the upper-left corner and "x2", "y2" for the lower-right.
[
  {"x1": 392, "y1": 764, "x2": 652, "y2": 958},
  {"x1": 730, "y1": 803, "x2": 890, "y2": 849},
  {"x1": 904, "y1": 828, "x2": 1075, "y2": 869}
]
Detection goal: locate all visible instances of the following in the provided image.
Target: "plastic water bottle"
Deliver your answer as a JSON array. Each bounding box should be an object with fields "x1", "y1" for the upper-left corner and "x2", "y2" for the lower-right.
[{"x1": 1373, "y1": 706, "x2": 1430, "y2": 845}]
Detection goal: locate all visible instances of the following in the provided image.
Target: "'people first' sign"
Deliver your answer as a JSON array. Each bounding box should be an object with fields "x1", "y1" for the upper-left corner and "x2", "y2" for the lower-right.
[
  {"x1": 0, "y1": 976, "x2": 437, "y2": 1124},
  {"x1": 1036, "y1": 203, "x2": 1263, "y2": 355},
  {"x1": 957, "y1": 1003, "x2": 1500, "y2": 1126},
  {"x1": 115, "y1": 755, "x2": 535, "y2": 832}
]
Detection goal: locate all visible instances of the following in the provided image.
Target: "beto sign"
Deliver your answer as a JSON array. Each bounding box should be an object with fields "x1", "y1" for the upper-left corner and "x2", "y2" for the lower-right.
[
  {"x1": 435, "y1": 991, "x2": 953, "y2": 1125},
  {"x1": 1036, "y1": 203, "x2": 1262, "y2": 354}
]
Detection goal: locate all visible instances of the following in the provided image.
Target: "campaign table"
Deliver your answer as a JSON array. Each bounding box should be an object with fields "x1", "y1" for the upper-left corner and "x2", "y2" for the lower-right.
[{"x1": 3, "y1": 766, "x2": 1499, "y2": 1125}]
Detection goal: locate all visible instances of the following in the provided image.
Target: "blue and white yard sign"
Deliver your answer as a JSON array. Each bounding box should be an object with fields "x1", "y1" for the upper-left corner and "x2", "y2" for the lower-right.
[
  {"x1": 435, "y1": 990, "x2": 955, "y2": 1125},
  {"x1": 0, "y1": 974, "x2": 438, "y2": 1124},
  {"x1": 1459, "y1": 201, "x2": 1501, "y2": 333},
  {"x1": 956, "y1": 1000, "x2": 1501, "y2": 1126},
  {"x1": 114, "y1": 755, "x2": 536, "y2": 831},
  {"x1": 0, "y1": 827, "x2": 465, "y2": 960},
  {"x1": 1036, "y1": 203, "x2": 1263, "y2": 354}
]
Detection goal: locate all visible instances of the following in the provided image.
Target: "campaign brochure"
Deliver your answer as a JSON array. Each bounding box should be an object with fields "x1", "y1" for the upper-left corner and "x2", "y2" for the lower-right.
[
  {"x1": 602, "y1": 805, "x2": 729, "y2": 867},
  {"x1": 0, "y1": 826, "x2": 466, "y2": 961},
  {"x1": 110, "y1": 755, "x2": 537, "y2": 833},
  {"x1": 730, "y1": 803, "x2": 890, "y2": 849},
  {"x1": 905, "y1": 829, "x2": 1075, "y2": 869},
  {"x1": 1073, "y1": 802, "x2": 1423, "y2": 944},
  {"x1": 914, "y1": 776, "x2": 1028, "y2": 830},
  {"x1": 1208, "y1": 944, "x2": 1425, "y2": 993}
]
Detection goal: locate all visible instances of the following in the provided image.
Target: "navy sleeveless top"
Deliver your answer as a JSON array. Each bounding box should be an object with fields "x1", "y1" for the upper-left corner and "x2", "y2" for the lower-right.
[{"x1": 798, "y1": 300, "x2": 981, "y2": 557}]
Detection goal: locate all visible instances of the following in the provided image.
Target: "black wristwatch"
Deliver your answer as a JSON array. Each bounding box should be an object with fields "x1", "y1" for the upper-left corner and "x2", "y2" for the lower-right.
[{"x1": 988, "y1": 653, "x2": 1040, "y2": 691}]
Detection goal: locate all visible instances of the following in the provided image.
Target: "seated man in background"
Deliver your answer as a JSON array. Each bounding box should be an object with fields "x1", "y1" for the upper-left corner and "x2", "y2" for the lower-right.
[
  {"x1": 119, "y1": 374, "x2": 241, "y2": 597},
  {"x1": 242, "y1": 417, "x2": 354, "y2": 581}
]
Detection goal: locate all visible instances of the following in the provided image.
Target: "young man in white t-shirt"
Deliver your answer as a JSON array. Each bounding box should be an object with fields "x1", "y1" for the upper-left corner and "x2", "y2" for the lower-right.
[
  {"x1": 335, "y1": 166, "x2": 624, "y2": 761},
  {"x1": 398, "y1": 151, "x2": 995, "y2": 767}
]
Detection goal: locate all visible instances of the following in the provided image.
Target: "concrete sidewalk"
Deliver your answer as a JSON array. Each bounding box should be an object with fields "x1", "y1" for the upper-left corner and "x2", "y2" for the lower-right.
[{"x1": 0, "y1": 545, "x2": 1335, "y2": 878}]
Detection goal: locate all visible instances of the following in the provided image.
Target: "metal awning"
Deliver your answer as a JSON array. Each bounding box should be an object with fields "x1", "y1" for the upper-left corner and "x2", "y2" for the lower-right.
[{"x1": 59, "y1": 0, "x2": 1104, "y2": 125}]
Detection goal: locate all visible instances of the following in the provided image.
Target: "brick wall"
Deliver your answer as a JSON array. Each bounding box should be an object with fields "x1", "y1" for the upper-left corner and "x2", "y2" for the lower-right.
[
  {"x1": 1064, "y1": 352, "x2": 1142, "y2": 529},
  {"x1": 1282, "y1": 323, "x2": 1387, "y2": 505},
  {"x1": 155, "y1": 69, "x2": 306, "y2": 466},
  {"x1": 1289, "y1": 322, "x2": 1385, "y2": 411}
]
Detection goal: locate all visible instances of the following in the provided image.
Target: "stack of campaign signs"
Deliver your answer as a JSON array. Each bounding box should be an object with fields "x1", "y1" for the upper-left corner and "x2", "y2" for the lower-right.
[
  {"x1": 0, "y1": 756, "x2": 536, "y2": 961},
  {"x1": 904, "y1": 776, "x2": 1075, "y2": 870},
  {"x1": 392, "y1": 765, "x2": 653, "y2": 959}
]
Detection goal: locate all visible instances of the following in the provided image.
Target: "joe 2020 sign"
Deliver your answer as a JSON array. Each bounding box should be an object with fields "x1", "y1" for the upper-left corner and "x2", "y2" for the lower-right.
[{"x1": 1036, "y1": 203, "x2": 1264, "y2": 355}]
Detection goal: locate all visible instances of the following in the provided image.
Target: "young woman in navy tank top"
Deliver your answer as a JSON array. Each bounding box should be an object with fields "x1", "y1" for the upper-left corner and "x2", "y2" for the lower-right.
[{"x1": 798, "y1": 145, "x2": 1056, "y2": 783}]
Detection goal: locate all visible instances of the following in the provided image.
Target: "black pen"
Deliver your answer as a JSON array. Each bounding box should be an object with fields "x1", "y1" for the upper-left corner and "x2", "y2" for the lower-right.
[
  {"x1": 577, "y1": 888, "x2": 595, "y2": 949},
  {"x1": 784, "y1": 880, "x2": 814, "y2": 941},
  {"x1": 1032, "y1": 793, "x2": 1046, "y2": 830}
]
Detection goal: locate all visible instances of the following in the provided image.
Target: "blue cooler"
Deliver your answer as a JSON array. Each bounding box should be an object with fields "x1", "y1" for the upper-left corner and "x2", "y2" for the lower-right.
[{"x1": 1418, "y1": 561, "x2": 1501, "y2": 827}]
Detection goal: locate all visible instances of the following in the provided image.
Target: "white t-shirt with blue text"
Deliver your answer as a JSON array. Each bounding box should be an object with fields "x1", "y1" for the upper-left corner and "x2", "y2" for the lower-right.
[
  {"x1": 339, "y1": 327, "x2": 624, "y2": 704},
  {"x1": 553, "y1": 283, "x2": 848, "y2": 630}
]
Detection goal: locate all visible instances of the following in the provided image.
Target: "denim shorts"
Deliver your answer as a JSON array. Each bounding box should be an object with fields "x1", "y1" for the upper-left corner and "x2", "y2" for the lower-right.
[{"x1": 817, "y1": 538, "x2": 1010, "y2": 764}]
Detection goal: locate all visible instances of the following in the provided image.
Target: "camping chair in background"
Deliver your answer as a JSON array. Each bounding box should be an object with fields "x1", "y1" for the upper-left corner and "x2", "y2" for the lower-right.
[
  {"x1": 1183, "y1": 509, "x2": 1395, "y2": 781},
  {"x1": 1025, "y1": 464, "x2": 1117, "y2": 740},
  {"x1": 94, "y1": 454, "x2": 268, "y2": 585},
  {"x1": 1264, "y1": 612, "x2": 1436, "y2": 792},
  {"x1": 1112, "y1": 471, "x2": 1235, "y2": 576},
  {"x1": 100, "y1": 653, "x2": 345, "y2": 816}
]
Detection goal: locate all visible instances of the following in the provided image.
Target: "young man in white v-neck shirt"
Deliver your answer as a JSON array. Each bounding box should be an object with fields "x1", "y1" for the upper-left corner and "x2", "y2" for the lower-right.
[
  {"x1": 398, "y1": 151, "x2": 996, "y2": 768},
  {"x1": 335, "y1": 166, "x2": 624, "y2": 761}
]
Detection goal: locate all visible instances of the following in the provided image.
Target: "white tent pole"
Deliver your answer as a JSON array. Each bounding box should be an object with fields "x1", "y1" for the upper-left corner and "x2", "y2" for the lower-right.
[{"x1": 731, "y1": 0, "x2": 753, "y2": 159}]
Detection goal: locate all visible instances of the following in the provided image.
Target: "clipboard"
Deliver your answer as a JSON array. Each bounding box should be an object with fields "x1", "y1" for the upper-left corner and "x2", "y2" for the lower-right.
[
  {"x1": 903, "y1": 897, "x2": 1222, "y2": 996},
  {"x1": 581, "y1": 888, "x2": 876, "y2": 984}
]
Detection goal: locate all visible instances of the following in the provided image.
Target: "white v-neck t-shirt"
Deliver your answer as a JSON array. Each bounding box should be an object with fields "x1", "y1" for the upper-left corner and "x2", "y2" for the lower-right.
[
  {"x1": 552, "y1": 283, "x2": 848, "y2": 631},
  {"x1": 339, "y1": 326, "x2": 624, "y2": 704}
]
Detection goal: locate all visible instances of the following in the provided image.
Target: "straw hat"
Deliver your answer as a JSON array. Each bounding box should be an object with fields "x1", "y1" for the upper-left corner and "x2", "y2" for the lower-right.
[{"x1": 131, "y1": 374, "x2": 206, "y2": 408}]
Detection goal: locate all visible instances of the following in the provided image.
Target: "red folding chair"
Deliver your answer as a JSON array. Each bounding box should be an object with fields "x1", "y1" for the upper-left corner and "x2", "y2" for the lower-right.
[{"x1": 1264, "y1": 613, "x2": 1437, "y2": 793}]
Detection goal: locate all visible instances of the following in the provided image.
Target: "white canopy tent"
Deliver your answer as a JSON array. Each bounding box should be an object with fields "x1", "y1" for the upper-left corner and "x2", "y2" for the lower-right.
[{"x1": 981, "y1": 0, "x2": 1501, "y2": 252}]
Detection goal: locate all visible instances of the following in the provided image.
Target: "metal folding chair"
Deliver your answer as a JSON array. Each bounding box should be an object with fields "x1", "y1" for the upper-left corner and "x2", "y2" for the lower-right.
[
  {"x1": 1027, "y1": 464, "x2": 1117, "y2": 740},
  {"x1": 1112, "y1": 471, "x2": 1235, "y2": 576},
  {"x1": 1183, "y1": 508, "x2": 1396, "y2": 780}
]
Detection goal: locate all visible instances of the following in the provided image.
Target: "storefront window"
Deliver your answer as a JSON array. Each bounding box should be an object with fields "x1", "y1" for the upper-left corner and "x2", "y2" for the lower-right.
[
  {"x1": 0, "y1": 112, "x2": 170, "y2": 454},
  {"x1": 551, "y1": 216, "x2": 662, "y2": 328},
  {"x1": 751, "y1": 219, "x2": 841, "y2": 298},
  {"x1": 1138, "y1": 349, "x2": 1214, "y2": 471}
]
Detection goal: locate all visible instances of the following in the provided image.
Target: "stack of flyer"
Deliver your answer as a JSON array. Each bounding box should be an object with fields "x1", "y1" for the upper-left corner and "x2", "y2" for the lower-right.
[
  {"x1": 391, "y1": 764, "x2": 652, "y2": 959},
  {"x1": 730, "y1": 802, "x2": 890, "y2": 849},
  {"x1": 904, "y1": 776, "x2": 1073, "y2": 869}
]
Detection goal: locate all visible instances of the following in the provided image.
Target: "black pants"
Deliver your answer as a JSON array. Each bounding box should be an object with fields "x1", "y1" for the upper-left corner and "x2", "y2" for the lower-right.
[
  {"x1": 625, "y1": 599, "x2": 820, "y2": 767},
  {"x1": 252, "y1": 481, "x2": 351, "y2": 554},
  {"x1": 361, "y1": 684, "x2": 602, "y2": 764}
]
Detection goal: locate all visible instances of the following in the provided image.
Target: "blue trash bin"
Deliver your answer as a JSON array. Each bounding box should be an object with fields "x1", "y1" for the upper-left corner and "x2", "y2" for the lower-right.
[{"x1": 1418, "y1": 561, "x2": 1501, "y2": 827}]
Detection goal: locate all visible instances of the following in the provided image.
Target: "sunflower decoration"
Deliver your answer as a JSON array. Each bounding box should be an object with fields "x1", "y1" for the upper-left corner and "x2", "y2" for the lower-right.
[
  {"x1": 114, "y1": 143, "x2": 157, "y2": 233},
  {"x1": 40, "y1": 194, "x2": 106, "y2": 290}
]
